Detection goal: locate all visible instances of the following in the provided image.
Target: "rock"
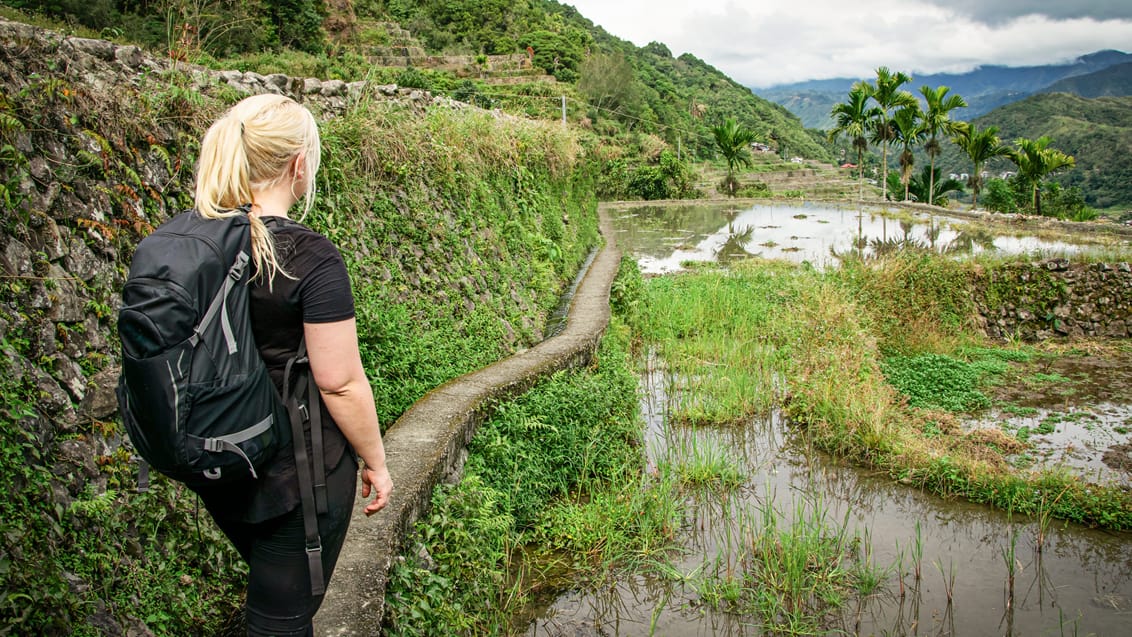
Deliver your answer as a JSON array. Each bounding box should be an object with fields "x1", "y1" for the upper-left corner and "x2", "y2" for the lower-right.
[
  {"x1": 48, "y1": 265, "x2": 86, "y2": 322},
  {"x1": 1, "y1": 236, "x2": 33, "y2": 276},
  {"x1": 62, "y1": 37, "x2": 115, "y2": 61},
  {"x1": 52, "y1": 357, "x2": 87, "y2": 402},
  {"x1": 346, "y1": 81, "x2": 366, "y2": 101},
  {"x1": 80, "y1": 366, "x2": 120, "y2": 420},
  {"x1": 83, "y1": 315, "x2": 109, "y2": 352},
  {"x1": 33, "y1": 364, "x2": 72, "y2": 415},
  {"x1": 114, "y1": 45, "x2": 144, "y2": 68},
  {"x1": 321, "y1": 79, "x2": 346, "y2": 96},
  {"x1": 265, "y1": 73, "x2": 289, "y2": 92},
  {"x1": 303, "y1": 78, "x2": 322, "y2": 94}
]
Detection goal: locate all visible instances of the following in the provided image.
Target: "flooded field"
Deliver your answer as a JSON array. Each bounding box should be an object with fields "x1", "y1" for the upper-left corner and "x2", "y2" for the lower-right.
[
  {"x1": 525, "y1": 360, "x2": 1132, "y2": 637},
  {"x1": 609, "y1": 201, "x2": 1120, "y2": 273},
  {"x1": 522, "y1": 202, "x2": 1132, "y2": 636}
]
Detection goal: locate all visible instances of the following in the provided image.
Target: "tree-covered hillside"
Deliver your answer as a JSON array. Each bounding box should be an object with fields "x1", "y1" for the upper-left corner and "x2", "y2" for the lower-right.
[
  {"x1": 1041, "y1": 62, "x2": 1132, "y2": 98},
  {"x1": 937, "y1": 93, "x2": 1132, "y2": 209},
  {"x1": 352, "y1": 0, "x2": 829, "y2": 160},
  {"x1": 1, "y1": 0, "x2": 828, "y2": 163}
]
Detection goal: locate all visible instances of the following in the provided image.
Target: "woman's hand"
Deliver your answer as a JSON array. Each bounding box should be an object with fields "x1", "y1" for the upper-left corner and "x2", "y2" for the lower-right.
[{"x1": 360, "y1": 463, "x2": 393, "y2": 516}]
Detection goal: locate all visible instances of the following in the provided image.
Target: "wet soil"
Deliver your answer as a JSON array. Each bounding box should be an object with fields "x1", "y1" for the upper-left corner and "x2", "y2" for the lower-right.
[{"x1": 969, "y1": 343, "x2": 1132, "y2": 486}]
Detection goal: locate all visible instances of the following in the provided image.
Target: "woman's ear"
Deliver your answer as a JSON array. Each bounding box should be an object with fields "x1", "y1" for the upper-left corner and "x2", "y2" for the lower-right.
[{"x1": 291, "y1": 153, "x2": 306, "y2": 180}]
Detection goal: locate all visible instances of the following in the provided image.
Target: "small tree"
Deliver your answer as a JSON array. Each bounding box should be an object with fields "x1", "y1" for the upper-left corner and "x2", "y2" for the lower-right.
[
  {"x1": 578, "y1": 53, "x2": 641, "y2": 122},
  {"x1": 712, "y1": 118, "x2": 755, "y2": 197},
  {"x1": 952, "y1": 123, "x2": 1011, "y2": 210},
  {"x1": 868, "y1": 67, "x2": 917, "y2": 202},
  {"x1": 1008, "y1": 136, "x2": 1076, "y2": 216},
  {"x1": 920, "y1": 85, "x2": 967, "y2": 206},
  {"x1": 890, "y1": 104, "x2": 924, "y2": 201}
]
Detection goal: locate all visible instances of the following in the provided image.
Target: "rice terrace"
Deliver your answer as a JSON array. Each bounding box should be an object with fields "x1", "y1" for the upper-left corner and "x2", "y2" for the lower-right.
[{"x1": 0, "y1": 2, "x2": 1130, "y2": 636}]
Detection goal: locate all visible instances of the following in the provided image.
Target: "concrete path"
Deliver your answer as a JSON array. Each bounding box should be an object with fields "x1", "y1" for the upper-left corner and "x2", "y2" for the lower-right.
[{"x1": 315, "y1": 207, "x2": 621, "y2": 635}]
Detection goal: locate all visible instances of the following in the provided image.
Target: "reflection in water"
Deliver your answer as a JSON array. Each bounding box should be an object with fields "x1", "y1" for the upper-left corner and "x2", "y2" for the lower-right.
[
  {"x1": 612, "y1": 202, "x2": 1103, "y2": 274},
  {"x1": 526, "y1": 361, "x2": 1132, "y2": 636}
]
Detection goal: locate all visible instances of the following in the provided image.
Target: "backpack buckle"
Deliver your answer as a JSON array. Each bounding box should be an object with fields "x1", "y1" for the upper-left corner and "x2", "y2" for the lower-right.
[{"x1": 298, "y1": 403, "x2": 310, "y2": 423}]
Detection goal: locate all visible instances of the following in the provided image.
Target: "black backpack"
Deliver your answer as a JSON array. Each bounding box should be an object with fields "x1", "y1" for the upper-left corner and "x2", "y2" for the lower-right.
[{"x1": 116, "y1": 209, "x2": 328, "y2": 594}]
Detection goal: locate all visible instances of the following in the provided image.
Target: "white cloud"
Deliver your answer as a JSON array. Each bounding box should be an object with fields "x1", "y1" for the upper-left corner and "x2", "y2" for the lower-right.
[{"x1": 567, "y1": 0, "x2": 1132, "y2": 87}]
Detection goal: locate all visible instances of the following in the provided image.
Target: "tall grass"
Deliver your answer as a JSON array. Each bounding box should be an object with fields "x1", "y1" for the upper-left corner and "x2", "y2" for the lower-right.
[{"x1": 694, "y1": 490, "x2": 882, "y2": 635}]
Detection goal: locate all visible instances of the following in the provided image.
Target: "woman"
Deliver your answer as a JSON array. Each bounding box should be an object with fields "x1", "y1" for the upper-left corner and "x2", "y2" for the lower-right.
[{"x1": 190, "y1": 93, "x2": 393, "y2": 635}]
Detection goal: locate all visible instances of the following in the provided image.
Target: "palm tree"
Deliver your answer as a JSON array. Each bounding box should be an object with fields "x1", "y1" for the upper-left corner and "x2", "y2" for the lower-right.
[
  {"x1": 920, "y1": 85, "x2": 967, "y2": 206},
  {"x1": 952, "y1": 123, "x2": 1011, "y2": 210},
  {"x1": 712, "y1": 117, "x2": 755, "y2": 196},
  {"x1": 907, "y1": 165, "x2": 965, "y2": 207},
  {"x1": 828, "y1": 82, "x2": 878, "y2": 201},
  {"x1": 868, "y1": 67, "x2": 917, "y2": 202},
  {"x1": 1008, "y1": 136, "x2": 1075, "y2": 216},
  {"x1": 890, "y1": 104, "x2": 924, "y2": 201}
]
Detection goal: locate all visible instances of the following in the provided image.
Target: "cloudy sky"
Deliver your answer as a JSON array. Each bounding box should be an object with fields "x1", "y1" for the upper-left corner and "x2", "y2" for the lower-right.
[{"x1": 565, "y1": 1, "x2": 1132, "y2": 88}]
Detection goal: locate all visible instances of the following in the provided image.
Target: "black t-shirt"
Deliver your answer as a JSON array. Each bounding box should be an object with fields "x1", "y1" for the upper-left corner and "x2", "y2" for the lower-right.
[{"x1": 197, "y1": 215, "x2": 357, "y2": 523}]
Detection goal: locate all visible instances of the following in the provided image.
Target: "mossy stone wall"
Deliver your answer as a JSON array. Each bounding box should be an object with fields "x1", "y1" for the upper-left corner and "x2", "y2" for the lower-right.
[{"x1": 973, "y1": 260, "x2": 1131, "y2": 340}]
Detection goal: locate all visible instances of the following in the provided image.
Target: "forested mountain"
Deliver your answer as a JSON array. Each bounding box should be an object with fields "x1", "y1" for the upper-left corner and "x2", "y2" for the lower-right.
[
  {"x1": 1040, "y1": 62, "x2": 1132, "y2": 97},
  {"x1": 937, "y1": 93, "x2": 1132, "y2": 209},
  {"x1": 0, "y1": 0, "x2": 828, "y2": 161},
  {"x1": 760, "y1": 50, "x2": 1132, "y2": 129}
]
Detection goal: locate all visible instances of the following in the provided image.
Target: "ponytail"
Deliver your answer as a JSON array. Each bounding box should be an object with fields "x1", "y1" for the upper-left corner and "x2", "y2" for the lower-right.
[{"x1": 194, "y1": 94, "x2": 322, "y2": 287}]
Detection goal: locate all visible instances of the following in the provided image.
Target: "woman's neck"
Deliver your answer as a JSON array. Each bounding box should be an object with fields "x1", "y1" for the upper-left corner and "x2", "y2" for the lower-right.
[{"x1": 249, "y1": 182, "x2": 297, "y2": 218}]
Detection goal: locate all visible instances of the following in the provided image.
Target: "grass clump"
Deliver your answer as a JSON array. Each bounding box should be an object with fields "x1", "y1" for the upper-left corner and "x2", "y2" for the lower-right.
[{"x1": 695, "y1": 493, "x2": 883, "y2": 635}]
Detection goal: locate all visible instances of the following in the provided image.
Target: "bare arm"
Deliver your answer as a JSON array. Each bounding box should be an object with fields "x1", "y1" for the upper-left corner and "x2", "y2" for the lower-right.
[{"x1": 304, "y1": 318, "x2": 392, "y2": 515}]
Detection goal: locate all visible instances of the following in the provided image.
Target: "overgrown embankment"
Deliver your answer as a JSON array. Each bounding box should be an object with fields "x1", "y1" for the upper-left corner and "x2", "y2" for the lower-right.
[{"x1": 0, "y1": 19, "x2": 598, "y2": 635}]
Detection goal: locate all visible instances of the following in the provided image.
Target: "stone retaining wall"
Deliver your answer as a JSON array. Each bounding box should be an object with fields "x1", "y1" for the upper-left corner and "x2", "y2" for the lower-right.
[{"x1": 973, "y1": 260, "x2": 1132, "y2": 340}]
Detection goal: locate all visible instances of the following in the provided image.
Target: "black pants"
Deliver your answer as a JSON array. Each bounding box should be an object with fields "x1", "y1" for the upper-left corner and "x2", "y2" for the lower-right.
[{"x1": 201, "y1": 453, "x2": 358, "y2": 636}]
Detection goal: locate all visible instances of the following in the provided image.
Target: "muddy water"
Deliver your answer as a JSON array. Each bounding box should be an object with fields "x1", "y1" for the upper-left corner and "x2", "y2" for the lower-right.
[
  {"x1": 610, "y1": 201, "x2": 1109, "y2": 273},
  {"x1": 525, "y1": 365, "x2": 1132, "y2": 636}
]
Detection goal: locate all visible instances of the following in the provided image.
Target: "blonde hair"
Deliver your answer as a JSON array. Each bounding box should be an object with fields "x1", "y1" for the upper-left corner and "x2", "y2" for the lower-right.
[{"x1": 194, "y1": 94, "x2": 322, "y2": 284}]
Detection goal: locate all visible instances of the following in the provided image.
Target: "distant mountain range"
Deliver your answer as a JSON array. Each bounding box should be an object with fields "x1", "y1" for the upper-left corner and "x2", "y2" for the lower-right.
[{"x1": 756, "y1": 50, "x2": 1132, "y2": 130}]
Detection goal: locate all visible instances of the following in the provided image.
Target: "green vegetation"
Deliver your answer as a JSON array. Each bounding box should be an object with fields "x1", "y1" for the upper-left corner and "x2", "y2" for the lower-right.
[
  {"x1": 868, "y1": 67, "x2": 917, "y2": 202},
  {"x1": 1006, "y1": 135, "x2": 1077, "y2": 216},
  {"x1": 711, "y1": 117, "x2": 755, "y2": 196},
  {"x1": 952, "y1": 123, "x2": 1012, "y2": 209},
  {"x1": 0, "y1": 343, "x2": 245, "y2": 634},
  {"x1": 919, "y1": 85, "x2": 968, "y2": 206},
  {"x1": 828, "y1": 82, "x2": 878, "y2": 200},
  {"x1": 0, "y1": 0, "x2": 831, "y2": 204},
  {"x1": 827, "y1": 68, "x2": 1128, "y2": 210},
  {"x1": 940, "y1": 93, "x2": 1132, "y2": 209},
  {"x1": 631, "y1": 253, "x2": 1132, "y2": 530},
  {"x1": 696, "y1": 493, "x2": 883, "y2": 634},
  {"x1": 382, "y1": 319, "x2": 681, "y2": 635}
]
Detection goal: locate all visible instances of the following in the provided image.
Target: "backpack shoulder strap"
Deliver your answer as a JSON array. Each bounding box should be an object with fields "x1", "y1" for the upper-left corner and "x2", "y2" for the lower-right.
[{"x1": 283, "y1": 336, "x2": 328, "y2": 597}]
